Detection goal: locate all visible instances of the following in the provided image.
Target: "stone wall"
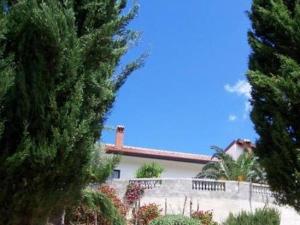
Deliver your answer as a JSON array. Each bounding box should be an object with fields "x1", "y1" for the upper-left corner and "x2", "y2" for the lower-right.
[{"x1": 108, "y1": 178, "x2": 300, "y2": 225}]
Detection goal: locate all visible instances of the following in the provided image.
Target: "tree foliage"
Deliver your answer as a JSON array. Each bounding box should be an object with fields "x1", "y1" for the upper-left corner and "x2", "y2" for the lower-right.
[
  {"x1": 0, "y1": 0, "x2": 143, "y2": 224},
  {"x1": 197, "y1": 146, "x2": 265, "y2": 183},
  {"x1": 136, "y1": 162, "x2": 164, "y2": 178},
  {"x1": 248, "y1": 0, "x2": 300, "y2": 210}
]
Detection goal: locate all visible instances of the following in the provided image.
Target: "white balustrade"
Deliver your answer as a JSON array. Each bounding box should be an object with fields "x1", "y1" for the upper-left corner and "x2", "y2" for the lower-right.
[
  {"x1": 129, "y1": 179, "x2": 162, "y2": 189},
  {"x1": 192, "y1": 179, "x2": 226, "y2": 191},
  {"x1": 252, "y1": 183, "x2": 272, "y2": 196}
]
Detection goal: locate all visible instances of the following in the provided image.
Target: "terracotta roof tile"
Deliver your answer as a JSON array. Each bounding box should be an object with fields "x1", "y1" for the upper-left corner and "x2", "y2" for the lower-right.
[{"x1": 105, "y1": 144, "x2": 214, "y2": 164}]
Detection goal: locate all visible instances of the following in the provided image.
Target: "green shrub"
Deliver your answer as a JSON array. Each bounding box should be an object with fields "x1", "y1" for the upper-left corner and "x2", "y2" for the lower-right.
[
  {"x1": 136, "y1": 162, "x2": 164, "y2": 178},
  {"x1": 223, "y1": 208, "x2": 280, "y2": 225},
  {"x1": 149, "y1": 215, "x2": 200, "y2": 225}
]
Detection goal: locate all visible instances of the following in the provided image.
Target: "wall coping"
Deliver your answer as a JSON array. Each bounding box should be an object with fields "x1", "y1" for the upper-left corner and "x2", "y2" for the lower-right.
[{"x1": 114, "y1": 178, "x2": 268, "y2": 186}]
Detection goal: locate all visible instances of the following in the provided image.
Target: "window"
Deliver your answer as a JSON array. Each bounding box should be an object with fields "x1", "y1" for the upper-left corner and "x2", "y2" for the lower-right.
[{"x1": 111, "y1": 169, "x2": 120, "y2": 179}]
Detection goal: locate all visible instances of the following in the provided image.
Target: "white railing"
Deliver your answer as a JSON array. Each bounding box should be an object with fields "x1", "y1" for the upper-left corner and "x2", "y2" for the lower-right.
[
  {"x1": 129, "y1": 178, "x2": 162, "y2": 189},
  {"x1": 252, "y1": 183, "x2": 272, "y2": 196},
  {"x1": 192, "y1": 179, "x2": 226, "y2": 191}
]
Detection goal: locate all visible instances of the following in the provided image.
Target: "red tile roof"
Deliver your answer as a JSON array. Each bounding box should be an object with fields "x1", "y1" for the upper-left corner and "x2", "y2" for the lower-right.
[{"x1": 105, "y1": 144, "x2": 214, "y2": 164}]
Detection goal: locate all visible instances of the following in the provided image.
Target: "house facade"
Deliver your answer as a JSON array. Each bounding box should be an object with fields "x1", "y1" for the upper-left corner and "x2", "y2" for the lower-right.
[
  {"x1": 224, "y1": 138, "x2": 255, "y2": 160},
  {"x1": 105, "y1": 126, "x2": 254, "y2": 179}
]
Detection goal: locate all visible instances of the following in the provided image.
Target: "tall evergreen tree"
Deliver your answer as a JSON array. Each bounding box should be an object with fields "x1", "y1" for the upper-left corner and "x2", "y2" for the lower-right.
[
  {"x1": 0, "y1": 1, "x2": 143, "y2": 224},
  {"x1": 248, "y1": 0, "x2": 300, "y2": 210}
]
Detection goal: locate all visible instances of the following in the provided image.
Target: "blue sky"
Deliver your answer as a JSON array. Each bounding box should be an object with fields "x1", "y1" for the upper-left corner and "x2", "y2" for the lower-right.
[{"x1": 102, "y1": 0, "x2": 256, "y2": 156}]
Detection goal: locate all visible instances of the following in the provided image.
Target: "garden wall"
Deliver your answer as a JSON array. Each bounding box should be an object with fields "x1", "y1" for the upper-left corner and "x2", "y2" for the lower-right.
[{"x1": 108, "y1": 178, "x2": 300, "y2": 225}]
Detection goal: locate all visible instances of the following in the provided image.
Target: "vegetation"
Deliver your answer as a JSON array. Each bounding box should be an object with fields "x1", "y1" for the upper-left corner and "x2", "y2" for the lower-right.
[
  {"x1": 223, "y1": 208, "x2": 280, "y2": 225},
  {"x1": 0, "y1": 0, "x2": 143, "y2": 224},
  {"x1": 98, "y1": 185, "x2": 127, "y2": 217},
  {"x1": 197, "y1": 146, "x2": 265, "y2": 183},
  {"x1": 56, "y1": 145, "x2": 125, "y2": 225},
  {"x1": 136, "y1": 162, "x2": 164, "y2": 178},
  {"x1": 191, "y1": 210, "x2": 218, "y2": 225},
  {"x1": 65, "y1": 184, "x2": 127, "y2": 225},
  {"x1": 65, "y1": 188, "x2": 125, "y2": 225},
  {"x1": 133, "y1": 203, "x2": 162, "y2": 225},
  {"x1": 149, "y1": 215, "x2": 200, "y2": 225},
  {"x1": 125, "y1": 183, "x2": 145, "y2": 205},
  {"x1": 248, "y1": 0, "x2": 300, "y2": 211}
]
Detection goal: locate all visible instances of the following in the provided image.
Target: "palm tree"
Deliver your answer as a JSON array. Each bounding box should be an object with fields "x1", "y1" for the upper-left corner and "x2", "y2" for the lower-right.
[{"x1": 197, "y1": 146, "x2": 266, "y2": 183}]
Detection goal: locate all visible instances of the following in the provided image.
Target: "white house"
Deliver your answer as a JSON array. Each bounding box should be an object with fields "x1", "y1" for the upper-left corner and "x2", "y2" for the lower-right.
[
  {"x1": 224, "y1": 138, "x2": 255, "y2": 160},
  {"x1": 105, "y1": 128, "x2": 300, "y2": 225},
  {"x1": 105, "y1": 126, "x2": 255, "y2": 179}
]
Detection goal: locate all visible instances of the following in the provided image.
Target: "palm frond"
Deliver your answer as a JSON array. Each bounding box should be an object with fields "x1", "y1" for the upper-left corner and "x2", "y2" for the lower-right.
[
  {"x1": 200, "y1": 146, "x2": 266, "y2": 183},
  {"x1": 210, "y1": 145, "x2": 227, "y2": 159}
]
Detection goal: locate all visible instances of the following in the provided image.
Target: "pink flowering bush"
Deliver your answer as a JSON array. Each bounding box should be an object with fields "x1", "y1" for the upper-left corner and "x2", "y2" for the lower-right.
[
  {"x1": 125, "y1": 183, "x2": 145, "y2": 205},
  {"x1": 191, "y1": 210, "x2": 218, "y2": 225},
  {"x1": 133, "y1": 203, "x2": 162, "y2": 225}
]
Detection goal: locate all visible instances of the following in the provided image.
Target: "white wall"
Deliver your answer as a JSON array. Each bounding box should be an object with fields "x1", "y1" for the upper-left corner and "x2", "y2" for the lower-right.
[
  {"x1": 226, "y1": 144, "x2": 244, "y2": 160},
  {"x1": 114, "y1": 155, "x2": 205, "y2": 179},
  {"x1": 139, "y1": 197, "x2": 299, "y2": 225}
]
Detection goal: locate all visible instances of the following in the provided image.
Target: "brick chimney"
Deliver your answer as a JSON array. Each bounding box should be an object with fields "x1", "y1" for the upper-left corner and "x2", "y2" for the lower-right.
[{"x1": 115, "y1": 125, "x2": 125, "y2": 148}]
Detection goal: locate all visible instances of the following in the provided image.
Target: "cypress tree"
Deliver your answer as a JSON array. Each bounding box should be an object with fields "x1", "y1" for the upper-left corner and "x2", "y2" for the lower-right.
[
  {"x1": 0, "y1": 1, "x2": 143, "y2": 224},
  {"x1": 248, "y1": 0, "x2": 300, "y2": 210}
]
